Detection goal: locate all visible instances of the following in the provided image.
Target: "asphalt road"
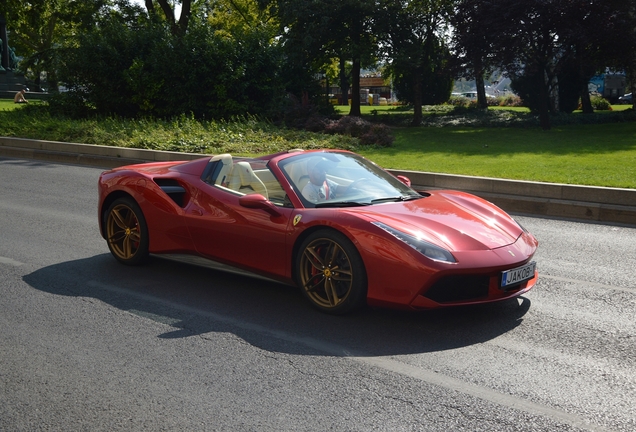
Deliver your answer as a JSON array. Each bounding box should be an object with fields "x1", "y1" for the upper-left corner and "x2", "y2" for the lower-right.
[{"x1": 1, "y1": 157, "x2": 634, "y2": 432}]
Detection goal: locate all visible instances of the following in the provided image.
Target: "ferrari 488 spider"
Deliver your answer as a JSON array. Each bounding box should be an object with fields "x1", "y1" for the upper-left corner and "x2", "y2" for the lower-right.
[{"x1": 98, "y1": 149, "x2": 538, "y2": 314}]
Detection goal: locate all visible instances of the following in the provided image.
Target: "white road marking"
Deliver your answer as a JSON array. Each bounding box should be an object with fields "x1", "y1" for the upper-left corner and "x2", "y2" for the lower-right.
[
  {"x1": 0, "y1": 256, "x2": 24, "y2": 266},
  {"x1": 541, "y1": 273, "x2": 636, "y2": 293}
]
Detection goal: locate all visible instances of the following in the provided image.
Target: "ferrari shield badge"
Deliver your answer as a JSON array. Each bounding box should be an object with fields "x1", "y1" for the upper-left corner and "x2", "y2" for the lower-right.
[{"x1": 293, "y1": 214, "x2": 302, "y2": 226}]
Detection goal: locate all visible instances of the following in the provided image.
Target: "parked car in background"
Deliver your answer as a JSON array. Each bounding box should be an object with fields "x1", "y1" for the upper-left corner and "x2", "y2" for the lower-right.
[{"x1": 618, "y1": 93, "x2": 632, "y2": 104}]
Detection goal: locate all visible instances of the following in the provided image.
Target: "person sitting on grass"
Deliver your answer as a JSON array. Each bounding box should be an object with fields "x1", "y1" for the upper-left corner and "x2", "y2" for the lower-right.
[{"x1": 14, "y1": 89, "x2": 28, "y2": 104}]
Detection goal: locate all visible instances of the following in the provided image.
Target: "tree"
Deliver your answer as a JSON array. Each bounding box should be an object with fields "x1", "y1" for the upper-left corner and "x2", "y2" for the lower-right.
[
  {"x1": 552, "y1": 0, "x2": 625, "y2": 114},
  {"x1": 390, "y1": 37, "x2": 453, "y2": 110},
  {"x1": 602, "y1": 0, "x2": 636, "y2": 110},
  {"x1": 207, "y1": 0, "x2": 278, "y2": 36},
  {"x1": 2, "y1": 0, "x2": 105, "y2": 91},
  {"x1": 143, "y1": 0, "x2": 193, "y2": 37},
  {"x1": 378, "y1": 0, "x2": 454, "y2": 125},
  {"x1": 454, "y1": 0, "x2": 626, "y2": 127},
  {"x1": 273, "y1": 0, "x2": 378, "y2": 116},
  {"x1": 452, "y1": 0, "x2": 494, "y2": 110},
  {"x1": 485, "y1": 0, "x2": 573, "y2": 129},
  {"x1": 55, "y1": 4, "x2": 285, "y2": 119}
]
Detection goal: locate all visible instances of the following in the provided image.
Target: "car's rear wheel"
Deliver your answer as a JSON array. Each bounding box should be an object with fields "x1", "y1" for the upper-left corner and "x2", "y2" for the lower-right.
[
  {"x1": 296, "y1": 229, "x2": 367, "y2": 314},
  {"x1": 105, "y1": 197, "x2": 149, "y2": 265}
]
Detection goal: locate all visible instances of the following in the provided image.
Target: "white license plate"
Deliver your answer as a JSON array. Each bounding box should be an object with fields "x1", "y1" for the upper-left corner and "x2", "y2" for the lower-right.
[{"x1": 501, "y1": 262, "x2": 536, "y2": 287}]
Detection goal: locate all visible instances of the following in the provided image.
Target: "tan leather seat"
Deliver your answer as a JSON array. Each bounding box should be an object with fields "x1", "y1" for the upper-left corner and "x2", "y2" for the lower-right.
[
  {"x1": 229, "y1": 161, "x2": 268, "y2": 199},
  {"x1": 210, "y1": 153, "x2": 233, "y2": 187}
]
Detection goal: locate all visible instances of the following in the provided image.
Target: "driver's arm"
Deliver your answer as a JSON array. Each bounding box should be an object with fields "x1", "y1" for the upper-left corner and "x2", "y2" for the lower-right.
[{"x1": 327, "y1": 179, "x2": 340, "y2": 198}]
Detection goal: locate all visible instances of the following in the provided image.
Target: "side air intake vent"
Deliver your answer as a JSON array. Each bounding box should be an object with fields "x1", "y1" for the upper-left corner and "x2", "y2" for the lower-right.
[{"x1": 154, "y1": 179, "x2": 187, "y2": 207}]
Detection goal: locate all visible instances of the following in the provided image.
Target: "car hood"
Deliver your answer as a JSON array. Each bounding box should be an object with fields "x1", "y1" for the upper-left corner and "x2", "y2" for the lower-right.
[{"x1": 352, "y1": 190, "x2": 524, "y2": 251}]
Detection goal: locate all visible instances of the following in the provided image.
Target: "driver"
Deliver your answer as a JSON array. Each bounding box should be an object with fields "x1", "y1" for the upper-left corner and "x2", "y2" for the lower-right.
[{"x1": 301, "y1": 159, "x2": 341, "y2": 203}]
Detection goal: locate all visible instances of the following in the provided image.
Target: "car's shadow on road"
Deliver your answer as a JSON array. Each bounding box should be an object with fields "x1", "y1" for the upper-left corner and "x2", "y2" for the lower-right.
[{"x1": 23, "y1": 254, "x2": 532, "y2": 357}]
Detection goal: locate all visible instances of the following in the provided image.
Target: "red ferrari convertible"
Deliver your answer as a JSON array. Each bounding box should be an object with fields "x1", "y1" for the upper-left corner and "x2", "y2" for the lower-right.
[{"x1": 98, "y1": 149, "x2": 538, "y2": 314}]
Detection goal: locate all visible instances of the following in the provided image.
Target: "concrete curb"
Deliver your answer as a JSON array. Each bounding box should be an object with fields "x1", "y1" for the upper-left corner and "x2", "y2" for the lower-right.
[
  {"x1": 2, "y1": 136, "x2": 635, "y2": 227},
  {"x1": 390, "y1": 169, "x2": 636, "y2": 226}
]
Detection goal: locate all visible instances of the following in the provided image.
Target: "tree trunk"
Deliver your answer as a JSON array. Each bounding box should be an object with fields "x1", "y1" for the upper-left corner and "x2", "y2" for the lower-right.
[
  {"x1": 629, "y1": 68, "x2": 636, "y2": 111},
  {"x1": 576, "y1": 45, "x2": 594, "y2": 114},
  {"x1": 349, "y1": 57, "x2": 361, "y2": 117},
  {"x1": 475, "y1": 71, "x2": 488, "y2": 110},
  {"x1": 580, "y1": 85, "x2": 593, "y2": 113},
  {"x1": 0, "y1": 15, "x2": 8, "y2": 70},
  {"x1": 154, "y1": 0, "x2": 191, "y2": 37},
  {"x1": 543, "y1": 61, "x2": 559, "y2": 113},
  {"x1": 539, "y1": 72, "x2": 551, "y2": 130},
  {"x1": 412, "y1": 67, "x2": 423, "y2": 126},
  {"x1": 338, "y1": 57, "x2": 349, "y2": 106}
]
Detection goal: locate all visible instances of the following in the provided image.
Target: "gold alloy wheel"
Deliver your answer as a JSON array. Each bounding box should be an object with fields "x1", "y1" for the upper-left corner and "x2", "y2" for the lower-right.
[
  {"x1": 107, "y1": 203, "x2": 142, "y2": 261},
  {"x1": 299, "y1": 237, "x2": 354, "y2": 308}
]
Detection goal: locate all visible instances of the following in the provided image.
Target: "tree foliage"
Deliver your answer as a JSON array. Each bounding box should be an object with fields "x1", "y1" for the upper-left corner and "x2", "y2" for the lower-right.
[
  {"x1": 207, "y1": 0, "x2": 278, "y2": 37},
  {"x1": 453, "y1": 0, "x2": 629, "y2": 128},
  {"x1": 2, "y1": 0, "x2": 106, "y2": 90},
  {"x1": 273, "y1": 0, "x2": 379, "y2": 117},
  {"x1": 379, "y1": 0, "x2": 454, "y2": 125},
  {"x1": 5, "y1": 0, "x2": 636, "y2": 127},
  {"x1": 602, "y1": 0, "x2": 636, "y2": 109},
  {"x1": 143, "y1": 0, "x2": 194, "y2": 37},
  {"x1": 390, "y1": 37, "x2": 453, "y2": 109},
  {"x1": 451, "y1": 0, "x2": 495, "y2": 109},
  {"x1": 54, "y1": 7, "x2": 285, "y2": 119}
]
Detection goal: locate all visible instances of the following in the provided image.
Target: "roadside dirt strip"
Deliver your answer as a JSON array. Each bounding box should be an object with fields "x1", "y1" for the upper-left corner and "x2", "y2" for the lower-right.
[{"x1": 1, "y1": 136, "x2": 635, "y2": 227}]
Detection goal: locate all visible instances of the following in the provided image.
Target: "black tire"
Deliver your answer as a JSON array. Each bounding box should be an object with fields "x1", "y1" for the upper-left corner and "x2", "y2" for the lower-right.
[
  {"x1": 104, "y1": 197, "x2": 149, "y2": 265},
  {"x1": 295, "y1": 229, "x2": 367, "y2": 314}
]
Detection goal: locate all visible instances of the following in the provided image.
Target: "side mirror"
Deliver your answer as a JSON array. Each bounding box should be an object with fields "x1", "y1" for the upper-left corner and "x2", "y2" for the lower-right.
[
  {"x1": 239, "y1": 194, "x2": 281, "y2": 217},
  {"x1": 396, "y1": 175, "x2": 411, "y2": 187}
]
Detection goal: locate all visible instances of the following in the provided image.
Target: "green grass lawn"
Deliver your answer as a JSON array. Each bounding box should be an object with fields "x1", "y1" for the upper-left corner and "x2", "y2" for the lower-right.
[
  {"x1": 334, "y1": 105, "x2": 407, "y2": 115},
  {"x1": 0, "y1": 99, "x2": 17, "y2": 110},
  {"x1": 332, "y1": 104, "x2": 636, "y2": 188},
  {"x1": 2, "y1": 99, "x2": 635, "y2": 188},
  {"x1": 361, "y1": 123, "x2": 636, "y2": 189},
  {"x1": 334, "y1": 104, "x2": 632, "y2": 114},
  {"x1": 0, "y1": 98, "x2": 44, "y2": 110}
]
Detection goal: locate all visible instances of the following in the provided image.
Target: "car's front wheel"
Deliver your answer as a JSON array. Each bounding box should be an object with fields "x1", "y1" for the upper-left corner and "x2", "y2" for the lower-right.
[
  {"x1": 296, "y1": 229, "x2": 367, "y2": 314},
  {"x1": 104, "y1": 197, "x2": 149, "y2": 265}
]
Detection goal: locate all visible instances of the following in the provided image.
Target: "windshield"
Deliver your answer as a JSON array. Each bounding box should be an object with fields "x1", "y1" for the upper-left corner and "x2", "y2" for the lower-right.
[{"x1": 279, "y1": 152, "x2": 422, "y2": 208}]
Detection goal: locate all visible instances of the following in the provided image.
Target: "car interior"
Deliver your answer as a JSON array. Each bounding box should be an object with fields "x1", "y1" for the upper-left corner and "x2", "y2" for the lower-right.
[{"x1": 204, "y1": 154, "x2": 288, "y2": 206}]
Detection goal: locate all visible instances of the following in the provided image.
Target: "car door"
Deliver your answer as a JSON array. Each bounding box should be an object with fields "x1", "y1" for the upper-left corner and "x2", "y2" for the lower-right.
[{"x1": 184, "y1": 175, "x2": 294, "y2": 280}]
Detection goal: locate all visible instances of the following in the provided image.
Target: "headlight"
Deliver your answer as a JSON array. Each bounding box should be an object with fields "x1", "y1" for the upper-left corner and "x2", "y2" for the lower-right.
[{"x1": 372, "y1": 222, "x2": 456, "y2": 263}]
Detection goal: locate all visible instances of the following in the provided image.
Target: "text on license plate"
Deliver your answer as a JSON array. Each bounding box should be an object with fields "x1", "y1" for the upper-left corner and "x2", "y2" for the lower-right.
[{"x1": 501, "y1": 262, "x2": 536, "y2": 287}]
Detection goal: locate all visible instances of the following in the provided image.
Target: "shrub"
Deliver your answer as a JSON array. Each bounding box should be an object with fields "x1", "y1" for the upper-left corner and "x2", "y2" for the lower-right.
[
  {"x1": 56, "y1": 13, "x2": 287, "y2": 120},
  {"x1": 303, "y1": 115, "x2": 328, "y2": 132},
  {"x1": 447, "y1": 94, "x2": 522, "y2": 108},
  {"x1": 498, "y1": 94, "x2": 524, "y2": 107},
  {"x1": 448, "y1": 95, "x2": 471, "y2": 107},
  {"x1": 359, "y1": 123, "x2": 394, "y2": 147},
  {"x1": 486, "y1": 97, "x2": 500, "y2": 107},
  {"x1": 325, "y1": 116, "x2": 368, "y2": 136},
  {"x1": 590, "y1": 95, "x2": 612, "y2": 111},
  {"x1": 283, "y1": 100, "x2": 318, "y2": 130},
  {"x1": 324, "y1": 116, "x2": 394, "y2": 147}
]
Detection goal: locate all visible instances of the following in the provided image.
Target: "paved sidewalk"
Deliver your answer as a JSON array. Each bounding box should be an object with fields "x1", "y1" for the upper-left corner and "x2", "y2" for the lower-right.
[{"x1": 2, "y1": 136, "x2": 635, "y2": 227}]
